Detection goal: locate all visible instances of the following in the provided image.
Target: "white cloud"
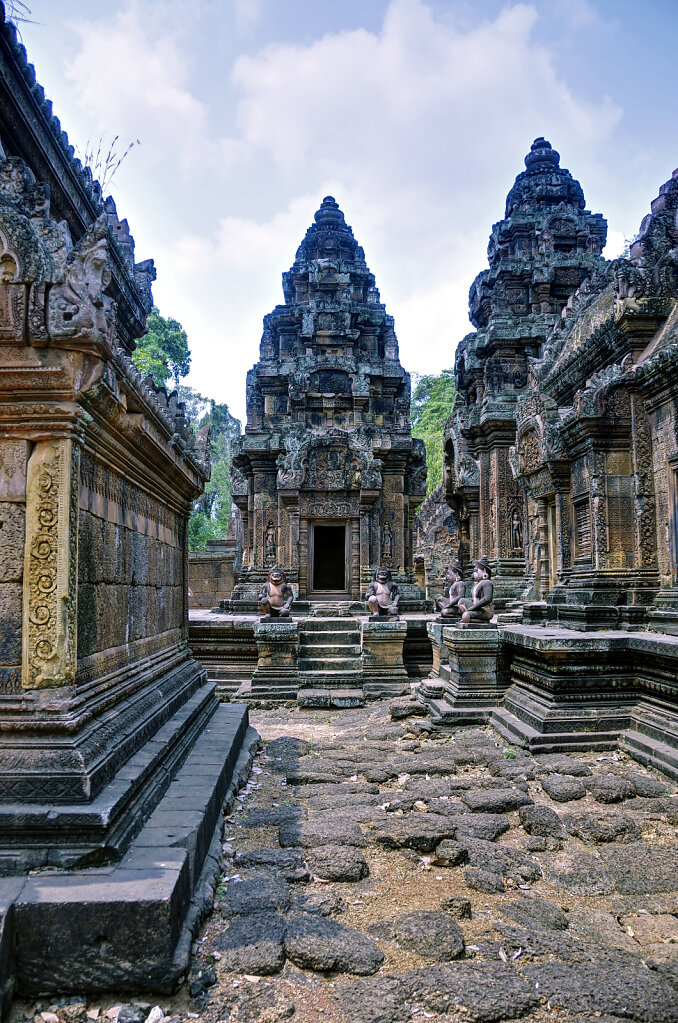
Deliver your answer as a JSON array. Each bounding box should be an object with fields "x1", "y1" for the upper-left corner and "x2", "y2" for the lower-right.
[
  {"x1": 66, "y1": 2, "x2": 217, "y2": 176},
  {"x1": 603, "y1": 228, "x2": 626, "y2": 260},
  {"x1": 63, "y1": 0, "x2": 623, "y2": 423},
  {"x1": 232, "y1": 0, "x2": 263, "y2": 34}
]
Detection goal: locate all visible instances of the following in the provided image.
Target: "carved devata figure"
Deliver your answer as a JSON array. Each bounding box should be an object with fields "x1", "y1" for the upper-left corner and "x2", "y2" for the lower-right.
[
  {"x1": 381, "y1": 520, "x2": 393, "y2": 560},
  {"x1": 458, "y1": 556, "x2": 495, "y2": 626},
  {"x1": 258, "y1": 566, "x2": 294, "y2": 622},
  {"x1": 265, "y1": 521, "x2": 276, "y2": 562},
  {"x1": 364, "y1": 566, "x2": 400, "y2": 620},
  {"x1": 511, "y1": 508, "x2": 523, "y2": 551},
  {"x1": 435, "y1": 561, "x2": 466, "y2": 619}
]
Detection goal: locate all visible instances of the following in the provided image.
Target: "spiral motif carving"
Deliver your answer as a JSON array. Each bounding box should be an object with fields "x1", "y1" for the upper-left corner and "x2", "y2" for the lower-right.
[{"x1": 29, "y1": 603, "x2": 50, "y2": 626}]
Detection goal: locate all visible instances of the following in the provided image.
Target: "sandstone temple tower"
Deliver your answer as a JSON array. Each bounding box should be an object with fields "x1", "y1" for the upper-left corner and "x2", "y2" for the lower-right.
[
  {"x1": 445, "y1": 138, "x2": 607, "y2": 602},
  {"x1": 231, "y1": 196, "x2": 426, "y2": 603}
]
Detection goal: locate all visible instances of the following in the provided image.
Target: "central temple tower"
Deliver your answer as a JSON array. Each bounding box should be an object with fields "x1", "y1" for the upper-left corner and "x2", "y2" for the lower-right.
[{"x1": 231, "y1": 196, "x2": 426, "y2": 603}]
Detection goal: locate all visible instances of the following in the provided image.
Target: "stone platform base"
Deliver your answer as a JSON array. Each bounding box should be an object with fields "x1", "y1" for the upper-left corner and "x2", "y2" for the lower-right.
[
  {"x1": 297, "y1": 688, "x2": 366, "y2": 708},
  {"x1": 490, "y1": 706, "x2": 619, "y2": 753},
  {"x1": 188, "y1": 611, "x2": 432, "y2": 705},
  {"x1": 218, "y1": 599, "x2": 431, "y2": 615},
  {"x1": 0, "y1": 681, "x2": 221, "y2": 874},
  {"x1": 423, "y1": 699, "x2": 498, "y2": 728},
  {"x1": 622, "y1": 729, "x2": 678, "y2": 782},
  {"x1": 0, "y1": 704, "x2": 256, "y2": 1006}
]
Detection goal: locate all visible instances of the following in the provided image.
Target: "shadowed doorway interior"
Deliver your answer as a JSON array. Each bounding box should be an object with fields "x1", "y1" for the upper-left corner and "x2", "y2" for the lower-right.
[{"x1": 311, "y1": 523, "x2": 347, "y2": 593}]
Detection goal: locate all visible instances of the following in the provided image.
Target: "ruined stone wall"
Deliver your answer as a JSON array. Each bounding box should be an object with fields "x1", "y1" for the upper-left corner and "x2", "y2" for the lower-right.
[
  {"x1": 188, "y1": 541, "x2": 237, "y2": 609},
  {"x1": 413, "y1": 484, "x2": 459, "y2": 599}
]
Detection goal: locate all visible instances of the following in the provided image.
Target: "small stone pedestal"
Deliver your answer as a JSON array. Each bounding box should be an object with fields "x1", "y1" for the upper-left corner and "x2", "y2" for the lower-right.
[
  {"x1": 418, "y1": 623, "x2": 501, "y2": 725},
  {"x1": 416, "y1": 621, "x2": 450, "y2": 700},
  {"x1": 251, "y1": 620, "x2": 299, "y2": 701},
  {"x1": 361, "y1": 620, "x2": 409, "y2": 700}
]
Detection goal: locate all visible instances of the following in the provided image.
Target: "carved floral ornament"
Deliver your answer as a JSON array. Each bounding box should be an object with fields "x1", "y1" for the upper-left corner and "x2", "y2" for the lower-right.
[{"x1": 23, "y1": 439, "x2": 79, "y2": 689}]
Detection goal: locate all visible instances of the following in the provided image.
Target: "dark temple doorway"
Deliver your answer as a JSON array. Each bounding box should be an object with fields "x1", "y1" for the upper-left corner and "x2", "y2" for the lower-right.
[{"x1": 311, "y1": 523, "x2": 348, "y2": 593}]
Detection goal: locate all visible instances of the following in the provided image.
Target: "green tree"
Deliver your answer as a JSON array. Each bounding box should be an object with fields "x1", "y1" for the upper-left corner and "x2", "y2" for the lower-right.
[
  {"x1": 132, "y1": 306, "x2": 190, "y2": 387},
  {"x1": 410, "y1": 369, "x2": 456, "y2": 495},
  {"x1": 177, "y1": 384, "x2": 211, "y2": 424},
  {"x1": 181, "y1": 393, "x2": 241, "y2": 551}
]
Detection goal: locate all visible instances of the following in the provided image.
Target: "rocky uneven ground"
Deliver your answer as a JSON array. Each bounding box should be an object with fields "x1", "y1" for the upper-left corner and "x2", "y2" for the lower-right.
[{"x1": 12, "y1": 699, "x2": 678, "y2": 1023}]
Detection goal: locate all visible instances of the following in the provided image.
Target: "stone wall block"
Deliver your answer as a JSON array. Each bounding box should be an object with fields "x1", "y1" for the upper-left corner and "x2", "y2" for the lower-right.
[
  {"x1": 0, "y1": 581, "x2": 22, "y2": 664},
  {"x1": 0, "y1": 502, "x2": 25, "y2": 582},
  {"x1": 188, "y1": 550, "x2": 236, "y2": 609}
]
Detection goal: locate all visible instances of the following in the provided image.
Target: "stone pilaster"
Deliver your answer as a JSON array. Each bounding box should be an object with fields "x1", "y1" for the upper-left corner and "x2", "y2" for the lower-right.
[{"x1": 22, "y1": 438, "x2": 79, "y2": 689}]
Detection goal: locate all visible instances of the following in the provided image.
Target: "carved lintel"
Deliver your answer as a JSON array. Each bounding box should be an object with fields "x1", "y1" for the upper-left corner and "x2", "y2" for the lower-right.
[{"x1": 22, "y1": 438, "x2": 79, "y2": 688}]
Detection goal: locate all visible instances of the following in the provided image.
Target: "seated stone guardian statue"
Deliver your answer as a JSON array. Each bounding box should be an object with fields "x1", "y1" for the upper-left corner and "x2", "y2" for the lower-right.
[
  {"x1": 365, "y1": 566, "x2": 400, "y2": 620},
  {"x1": 435, "y1": 561, "x2": 466, "y2": 619},
  {"x1": 458, "y1": 556, "x2": 495, "y2": 626},
  {"x1": 259, "y1": 566, "x2": 294, "y2": 622}
]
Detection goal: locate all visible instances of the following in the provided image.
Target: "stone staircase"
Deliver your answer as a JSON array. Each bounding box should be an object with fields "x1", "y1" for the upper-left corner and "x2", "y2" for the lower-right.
[{"x1": 297, "y1": 618, "x2": 365, "y2": 708}]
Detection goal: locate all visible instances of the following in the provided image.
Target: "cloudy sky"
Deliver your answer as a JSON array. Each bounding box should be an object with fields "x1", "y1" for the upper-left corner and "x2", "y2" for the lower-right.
[{"x1": 17, "y1": 0, "x2": 678, "y2": 425}]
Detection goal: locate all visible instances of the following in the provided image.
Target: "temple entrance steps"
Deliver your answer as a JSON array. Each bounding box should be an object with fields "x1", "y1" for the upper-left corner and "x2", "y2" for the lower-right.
[{"x1": 297, "y1": 618, "x2": 365, "y2": 708}]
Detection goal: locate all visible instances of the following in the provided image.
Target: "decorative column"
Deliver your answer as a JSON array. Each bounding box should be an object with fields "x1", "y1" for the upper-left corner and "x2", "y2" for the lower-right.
[
  {"x1": 22, "y1": 438, "x2": 79, "y2": 689},
  {"x1": 537, "y1": 497, "x2": 549, "y2": 599},
  {"x1": 361, "y1": 619, "x2": 409, "y2": 699}
]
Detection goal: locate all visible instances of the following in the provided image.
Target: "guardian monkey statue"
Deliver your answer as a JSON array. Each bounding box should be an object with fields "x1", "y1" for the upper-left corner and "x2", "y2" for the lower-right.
[
  {"x1": 458, "y1": 556, "x2": 495, "y2": 625},
  {"x1": 258, "y1": 566, "x2": 294, "y2": 622},
  {"x1": 435, "y1": 561, "x2": 466, "y2": 618},
  {"x1": 364, "y1": 566, "x2": 400, "y2": 620}
]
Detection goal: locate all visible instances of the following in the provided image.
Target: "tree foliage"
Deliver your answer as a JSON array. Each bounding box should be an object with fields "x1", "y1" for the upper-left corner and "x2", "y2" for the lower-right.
[
  {"x1": 132, "y1": 306, "x2": 190, "y2": 388},
  {"x1": 180, "y1": 388, "x2": 241, "y2": 551},
  {"x1": 410, "y1": 369, "x2": 456, "y2": 495}
]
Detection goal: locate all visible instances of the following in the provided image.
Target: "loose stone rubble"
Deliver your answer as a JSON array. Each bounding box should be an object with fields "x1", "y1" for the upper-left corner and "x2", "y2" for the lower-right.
[{"x1": 10, "y1": 699, "x2": 678, "y2": 1023}]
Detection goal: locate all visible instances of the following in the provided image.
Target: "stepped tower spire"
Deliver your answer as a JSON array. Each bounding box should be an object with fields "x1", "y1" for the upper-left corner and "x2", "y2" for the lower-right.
[
  {"x1": 445, "y1": 139, "x2": 607, "y2": 600},
  {"x1": 230, "y1": 198, "x2": 426, "y2": 605}
]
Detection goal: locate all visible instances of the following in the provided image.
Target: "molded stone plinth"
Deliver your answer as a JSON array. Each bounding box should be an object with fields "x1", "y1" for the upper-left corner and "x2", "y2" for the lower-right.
[
  {"x1": 556, "y1": 604, "x2": 620, "y2": 631},
  {"x1": 251, "y1": 620, "x2": 299, "y2": 700},
  {"x1": 426, "y1": 621, "x2": 451, "y2": 678},
  {"x1": 522, "y1": 602, "x2": 549, "y2": 625},
  {"x1": 361, "y1": 620, "x2": 409, "y2": 699},
  {"x1": 1, "y1": 705, "x2": 256, "y2": 1000},
  {"x1": 491, "y1": 626, "x2": 638, "y2": 753},
  {"x1": 648, "y1": 593, "x2": 678, "y2": 635},
  {"x1": 441, "y1": 625, "x2": 502, "y2": 707},
  {"x1": 418, "y1": 623, "x2": 502, "y2": 726}
]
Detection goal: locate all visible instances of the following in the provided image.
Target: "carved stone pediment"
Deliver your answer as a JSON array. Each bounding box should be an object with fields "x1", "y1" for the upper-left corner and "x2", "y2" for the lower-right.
[
  {"x1": 47, "y1": 216, "x2": 115, "y2": 348},
  {"x1": 571, "y1": 363, "x2": 631, "y2": 420}
]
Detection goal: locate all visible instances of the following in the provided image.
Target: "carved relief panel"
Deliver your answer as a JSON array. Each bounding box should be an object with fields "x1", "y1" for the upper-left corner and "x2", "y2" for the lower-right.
[{"x1": 22, "y1": 438, "x2": 79, "y2": 689}]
